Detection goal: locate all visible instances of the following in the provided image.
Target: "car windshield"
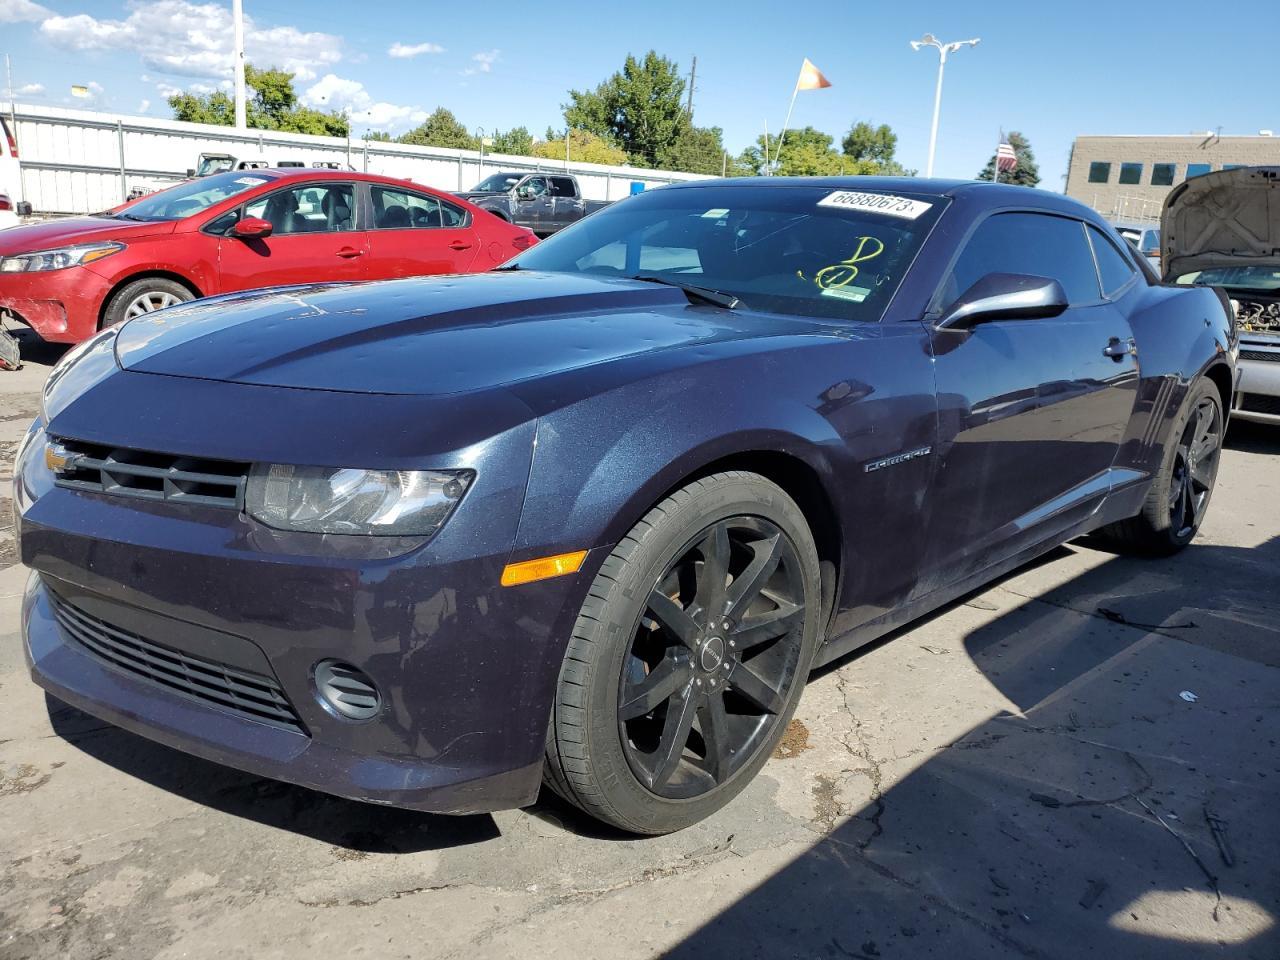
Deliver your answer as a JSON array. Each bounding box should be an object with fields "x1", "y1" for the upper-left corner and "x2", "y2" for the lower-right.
[
  {"x1": 1175, "y1": 265, "x2": 1280, "y2": 291},
  {"x1": 195, "y1": 155, "x2": 237, "y2": 177},
  {"x1": 473, "y1": 173, "x2": 524, "y2": 191},
  {"x1": 506, "y1": 184, "x2": 948, "y2": 321},
  {"x1": 116, "y1": 171, "x2": 276, "y2": 222}
]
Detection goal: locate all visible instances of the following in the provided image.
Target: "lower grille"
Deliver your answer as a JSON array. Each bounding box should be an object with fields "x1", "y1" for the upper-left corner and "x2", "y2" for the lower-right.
[
  {"x1": 1240, "y1": 393, "x2": 1280, "y2": 416},
  {"x1": 1239, "y1": 349, "x2": 1280, "y2": 363},
  {"x1": 50, "y1": 591, "x2": 305, "y2": 733}
]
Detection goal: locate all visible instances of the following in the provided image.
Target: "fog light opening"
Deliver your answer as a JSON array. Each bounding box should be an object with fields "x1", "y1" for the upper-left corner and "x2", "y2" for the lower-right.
[{"x1": 314, "y1": 660, "x2": 381, "y2": 721}]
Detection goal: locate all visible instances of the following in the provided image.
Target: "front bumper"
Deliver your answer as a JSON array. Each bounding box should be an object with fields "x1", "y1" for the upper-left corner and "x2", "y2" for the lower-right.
[
  {"x1": 0, "y1": 265, "x2": 111, "y2": 343},
  {"x1": 1232, "y1": 338, "x2": 1280, "y2": 424},
  {"x1": 15, "y1": 373, "x2": 601, "y2": 814}
]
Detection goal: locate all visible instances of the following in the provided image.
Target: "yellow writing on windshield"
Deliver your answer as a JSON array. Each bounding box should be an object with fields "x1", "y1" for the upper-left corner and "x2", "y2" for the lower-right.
[{"x1": 811, "y1": 236, "x2": 886, "y2": 290}]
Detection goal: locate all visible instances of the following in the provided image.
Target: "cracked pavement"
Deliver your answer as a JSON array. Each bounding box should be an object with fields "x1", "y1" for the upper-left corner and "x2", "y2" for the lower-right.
[{"x1": 2, "y1": 337, "x2": 1278, "y2": 959}]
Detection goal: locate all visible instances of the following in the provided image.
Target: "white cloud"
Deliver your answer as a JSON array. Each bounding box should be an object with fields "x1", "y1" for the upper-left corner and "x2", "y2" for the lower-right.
[
  {"x1": 462, "y1": 49, "x2": 500, "y2": 75},
  {"x1": 0, "y1": 0, "x2": 50, "y2": 23},
  {"x1": 301, "y1": 73, "x2": 426, "y2": 133},
  {"x1": 137, "y1": 98, "x2": 151, "y2": 113},
  {"x1": 40, "y1": 1, "x2": 343, "y2": 82},
  {"x1": 12, "y1": 82, "x2": 44, "y2": 95},
  {"x1": 388, "y1": 41, "x2": 444, "y2": 59}
]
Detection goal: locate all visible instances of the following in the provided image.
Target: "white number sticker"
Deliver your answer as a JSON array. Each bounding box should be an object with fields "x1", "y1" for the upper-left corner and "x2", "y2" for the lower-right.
[
  {"x1": 235, "y1": 176, "x2": 268, "y2": 186},
  {"x1": 818, "y1": 190, "x2": 933, "y2": 220}
]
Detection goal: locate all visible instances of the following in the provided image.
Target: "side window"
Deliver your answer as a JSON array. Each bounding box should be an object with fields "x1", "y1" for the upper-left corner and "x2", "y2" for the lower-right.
[
  {"x1": 244, "y1": 183, "x2": 354, "y2": 235},
  {"x1": 1118, "y1": 162, "x2": 1143, "y2": 185},
  {"x1": 1087, "y1": 225, "x2": 1139, "y2": 297},
  {"x1": 440, "y1": 198, "x2": 468, "y2": 227},
  {"x1": 549, "y1": 177, "x2": 577, "y2": 198},
  {"x1": 523, "y1": 177, "x2": 548, "y2": 198},
  {"x1": 370, "y1": 186, "x2": 455, "y2": 229},
  {"x1": 1087, "y1": 162, "x2": 1111, "y2": 184},
  {"x1": 945, "y1": 212, "x2": 1101, "y2": 309},
  {"x1": 1150, "y1": 163, "x2": 1176, "y2": 187}
]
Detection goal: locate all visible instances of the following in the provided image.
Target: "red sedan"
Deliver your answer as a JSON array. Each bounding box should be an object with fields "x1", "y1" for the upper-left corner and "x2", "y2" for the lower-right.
[{"x1": 0, "y1": 169, "x2": 537, "y2": 344}]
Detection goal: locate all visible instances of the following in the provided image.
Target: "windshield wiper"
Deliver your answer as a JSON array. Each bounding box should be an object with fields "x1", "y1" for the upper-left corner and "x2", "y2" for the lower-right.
[{"x1": 629, "y1": 275, "x2": 739, "y2": 309}]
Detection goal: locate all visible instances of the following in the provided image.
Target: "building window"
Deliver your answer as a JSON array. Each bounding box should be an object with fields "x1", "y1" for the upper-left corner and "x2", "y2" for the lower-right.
[
  {"x1": 1118, "y1": 163, "x2": 1143, "y2": 185},
  {"x1": 1222, "y1": 164, "x2": 1245, "y2": 171},
  {"x1": 1087, "y1": 162, "x2": 1111, "y2": 184},
  {"x1": 1151, "y1": 163, "x2": 1176, "y2": 186},
  {"x1": 1186, "y1": 163, "x2": 1212, "y2": 179}
]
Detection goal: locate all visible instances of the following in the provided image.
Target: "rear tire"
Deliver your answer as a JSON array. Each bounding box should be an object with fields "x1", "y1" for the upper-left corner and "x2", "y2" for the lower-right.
[
  {"x1": 101, "y1": 278, "x2": 194, "y2": 329},
  {"x1": 1095, "y1": 378, "x2": 1224, "y2": 555},
  {"x1": 543, "y1": 471, "x2": 822, "y2": 835}
]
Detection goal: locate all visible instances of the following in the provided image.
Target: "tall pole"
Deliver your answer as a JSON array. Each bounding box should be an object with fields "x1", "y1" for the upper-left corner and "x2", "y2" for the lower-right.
[
  {"x1": 763, "y1": 117, "x2": 770, "y2": 176},
  {"x1": 992, "y1": 129, "x2": 1000, "y2": 184},
  {"x1": 773, "y1": 81, "x2": 800, "y2": 170},
  {"x1": 232, "y1": 0, "x2": 247, "y2": 130},
  {"x1": 925, "y1": 50, "x2": 946, "y2": 178},
  {"x1": 686, "y1": 56, "x2": 697, "y2": 120}
]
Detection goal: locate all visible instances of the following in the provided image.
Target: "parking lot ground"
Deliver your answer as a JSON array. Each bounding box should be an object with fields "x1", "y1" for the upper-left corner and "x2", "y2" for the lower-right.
[{"x1": 1, "y1": 337, "x2": 1278, "y2": 960}]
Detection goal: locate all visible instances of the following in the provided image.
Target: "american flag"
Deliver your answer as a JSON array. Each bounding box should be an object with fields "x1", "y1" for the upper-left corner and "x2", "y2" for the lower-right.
[{"x1": 996, "y1": 134, "x2": 1018, "y2": 173}]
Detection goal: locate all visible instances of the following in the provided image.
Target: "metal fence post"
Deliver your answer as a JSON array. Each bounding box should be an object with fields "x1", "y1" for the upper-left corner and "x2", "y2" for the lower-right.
[
  {"x1": 605, "y1": 171, "x2": 611, "y2": 201},
  {"x1": 457, "y1": 152, "x2": 463, "y2": 190},
  {"x1": 116, "y1": 119, "x2": 127, "y2": 203},
  {"x1": 363, "y1": 140, "x2": 368, "y2": 172}
]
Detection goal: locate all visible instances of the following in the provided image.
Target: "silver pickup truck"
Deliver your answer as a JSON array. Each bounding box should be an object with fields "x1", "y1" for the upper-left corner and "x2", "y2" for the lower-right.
[{"x1": 455, "y1": 172, "x2": 609, "y2": 237}]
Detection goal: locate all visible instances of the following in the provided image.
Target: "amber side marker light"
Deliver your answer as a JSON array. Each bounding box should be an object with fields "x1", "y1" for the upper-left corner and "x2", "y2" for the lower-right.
[{"x1": 501, "y1": 550, "x2": 587, "y2": 587}]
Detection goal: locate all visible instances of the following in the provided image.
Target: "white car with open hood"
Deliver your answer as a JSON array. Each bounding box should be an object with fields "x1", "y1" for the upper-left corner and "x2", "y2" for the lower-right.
[{"x1": 1165, "y1": 166, "x2": 1280, "y2": 424}]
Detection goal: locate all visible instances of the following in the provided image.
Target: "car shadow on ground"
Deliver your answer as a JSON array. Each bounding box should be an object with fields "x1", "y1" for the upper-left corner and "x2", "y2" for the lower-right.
[
  {"x1": 45, "y1": 694, "x2": 503, "y2": 852},
  {"x1": 665, "y1": 534, "x2": 1280, "y2": 958},
  {"x1": 1225, "y1": 418, "x2": 1280, "y2": 455},
  {"x1": 6, "y1": 326, "x2": 68, "y2": 369}
]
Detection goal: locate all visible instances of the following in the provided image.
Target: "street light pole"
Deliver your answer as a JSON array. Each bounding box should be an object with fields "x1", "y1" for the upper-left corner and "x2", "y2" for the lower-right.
[
  {"x1": 909, "y1": 34, "x2": 979, "y2": 178},
  {"x1": 232, "y1": 0, "x2": 247, "y2": 130}
]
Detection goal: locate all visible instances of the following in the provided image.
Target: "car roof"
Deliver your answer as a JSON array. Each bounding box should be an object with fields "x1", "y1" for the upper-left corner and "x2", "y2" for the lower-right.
[
  {"x1": 665, "y1": 176, "x2": 1099, "y2": 218},
  {"x1": 254, "y1": 167, "x2": 442, "y2": 190}
]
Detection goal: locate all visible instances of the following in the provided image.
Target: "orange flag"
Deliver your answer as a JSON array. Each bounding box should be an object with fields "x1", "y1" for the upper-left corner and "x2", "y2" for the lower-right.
[{"x1": 796, "y1": 58, "x2": 832, "y2": 91}]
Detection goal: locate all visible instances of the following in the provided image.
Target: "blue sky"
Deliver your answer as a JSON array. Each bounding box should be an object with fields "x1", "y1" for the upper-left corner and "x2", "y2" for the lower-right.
[{"x1": 1, "y1": 0, "x2": 1276, "y2": 188}]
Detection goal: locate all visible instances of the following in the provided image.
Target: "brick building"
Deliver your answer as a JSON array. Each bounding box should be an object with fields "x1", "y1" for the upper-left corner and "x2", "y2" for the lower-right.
[{"x1": 1064, "y1": 133, "x2": 1280, "y2": 222}]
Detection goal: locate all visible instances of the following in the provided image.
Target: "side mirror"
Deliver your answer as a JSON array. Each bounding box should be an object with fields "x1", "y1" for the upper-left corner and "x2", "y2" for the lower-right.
[
  {"x1": 185, "y1": 168, "x2": 196, "y2": 178},
  {"x1": 231, "y1": 216, "x2": 273, "y2": 239},
  {"x1": 936, "y1": 273, "x2": 1068, "y2": 329},
  {"x1": 516, "y1": 185, "x2": 535, "y2": 201}
]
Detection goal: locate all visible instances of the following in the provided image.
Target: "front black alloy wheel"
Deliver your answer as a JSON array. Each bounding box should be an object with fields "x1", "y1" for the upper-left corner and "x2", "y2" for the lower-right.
[
  {"x1": 543, "y1": 471, "x2": 821, "y2": 834},
  {"x1": 618, "y1": 516, "x2": 807, "y2": 799}
]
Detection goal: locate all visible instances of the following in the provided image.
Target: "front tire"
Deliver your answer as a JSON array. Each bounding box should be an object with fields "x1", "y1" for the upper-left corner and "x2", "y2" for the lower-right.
[
  {"x1": 101, "y1": 278, "x2": 194, "y2": 329},
  {"x1": 1096, "y1": 378, "x2": 1224, "y2": 555},
  {"x1": 543, "y1": 471, "x2": 822, "y2": 835}
]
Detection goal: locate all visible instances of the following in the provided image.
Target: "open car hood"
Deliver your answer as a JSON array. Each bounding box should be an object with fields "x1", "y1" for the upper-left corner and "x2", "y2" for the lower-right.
[{"x1": 1162, "y1": 166, "x2": 1280, "y2": 281}]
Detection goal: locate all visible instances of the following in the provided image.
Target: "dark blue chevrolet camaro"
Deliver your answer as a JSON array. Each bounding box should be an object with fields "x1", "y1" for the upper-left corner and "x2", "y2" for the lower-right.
[{"x1": 14, "y1": 178, "x2": 1235, "y2": 834}]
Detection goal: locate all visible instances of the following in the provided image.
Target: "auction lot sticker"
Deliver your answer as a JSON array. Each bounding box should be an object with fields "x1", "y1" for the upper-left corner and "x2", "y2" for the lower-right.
[{"x1": 818, "y1": 191, "x2": 932, "y2": 220}]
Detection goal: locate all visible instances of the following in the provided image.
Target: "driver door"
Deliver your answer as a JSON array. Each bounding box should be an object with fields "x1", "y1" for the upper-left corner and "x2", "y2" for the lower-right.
[
  {"x1": 922, "y1": 211, "x2": 1139, "y2": 584},
  {"x1": 518, "y1": 176, "x2": 553, "y2": 234},
  {"x1": 214, "y1": 181, "x2": 368, "y2": 293}
]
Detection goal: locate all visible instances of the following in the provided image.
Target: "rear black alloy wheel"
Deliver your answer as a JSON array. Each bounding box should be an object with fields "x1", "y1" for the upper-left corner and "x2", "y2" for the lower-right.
[
  {"x1": 543, "y1": 471, "x2": 821, "y2": 834},
  {"x1": 618, "y1": 516, "x2": 806, "y2": 800},
  {"x1": 1168, "y1": 395, "x2": 1222, "y2": 539}
]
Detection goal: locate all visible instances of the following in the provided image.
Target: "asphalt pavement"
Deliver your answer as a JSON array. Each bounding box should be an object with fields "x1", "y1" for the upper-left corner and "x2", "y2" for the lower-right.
[{"x1": 1, "y1": 330, "x2": 1277, "y2": 959}]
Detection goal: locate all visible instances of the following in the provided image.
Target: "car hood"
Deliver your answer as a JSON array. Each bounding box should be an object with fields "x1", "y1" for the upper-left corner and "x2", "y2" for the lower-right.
[
  {"x1": 114, "y1": 272, "x2": 800, "y2": 397},
  {"x1": 0, "y1": 215, "x2": 175, "y2": 255},
  {"x1": 1162, "y1": 166, "x2": 1280, "y2": 280}
]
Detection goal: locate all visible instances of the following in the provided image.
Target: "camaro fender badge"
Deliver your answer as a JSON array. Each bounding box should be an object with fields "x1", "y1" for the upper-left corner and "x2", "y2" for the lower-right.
[{"x1": 864, "y1": 445, "x2": 932, "y2": 474}]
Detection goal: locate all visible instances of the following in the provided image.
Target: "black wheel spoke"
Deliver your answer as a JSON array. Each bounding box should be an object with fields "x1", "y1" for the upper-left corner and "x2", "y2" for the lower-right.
[
  {"x1": 620, "y1": 657, "x2": 691, "y2": 720},
  {"x1": 697, "y1": 694, "x2": 733, "y2": 780},
  {"x1": 728, "y1": 663, "x2": 785, "y2": 714},
  {"x1": 732, "y1": 601, "x2": 804, "y2": 650},
  {"x1": 725, "y1": 533, "x2": 781, "y2": 621},
  {"x1": 1180, "y1": 476, "x2": 1195, "y2": 531},
  {"x1": 648, "y1": 688, "x2": 697, "y2": 789},
  {"x1": 1189, "y1": 458, "x2": 1214, "y2": 490},
  {"x1": 694, "y1": 522, "x2": 732, "y2": 618},
  {"x1": 646, "y1": 590, "x2": 700, "y2": 650}
]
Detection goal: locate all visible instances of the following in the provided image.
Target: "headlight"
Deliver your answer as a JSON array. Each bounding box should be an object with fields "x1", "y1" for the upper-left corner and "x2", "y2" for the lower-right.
[
  {"x1": 245, "y1": 465, "x2": 473, "y2": 537},
  {"x1": 0, "y1": 241, "x2": 125, "y2": 273}
]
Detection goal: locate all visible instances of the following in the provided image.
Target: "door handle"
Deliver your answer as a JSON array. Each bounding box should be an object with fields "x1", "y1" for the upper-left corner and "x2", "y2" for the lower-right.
[
  {"x1": 1103, "y1": 337, "x2": 1137, "y2": 360},
  {"x1": 336, "y1": 247, "x2": 364, "y2": 259},
  {"x1": 448, "y1": 241, "x2": 473, "y2": 251}
]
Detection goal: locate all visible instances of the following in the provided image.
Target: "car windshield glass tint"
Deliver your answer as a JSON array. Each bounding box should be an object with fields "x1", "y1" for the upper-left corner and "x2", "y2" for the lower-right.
[
  {"x1": 195, "y1": 156, "x2": 237, "y2": 177},
  {"x1": 1176, "y1": 266, "x2": 1280, "y2": 290},
  {"x1": 507, "y1": 185, "x2": 948, "y2": 321},
  {"x1": 119, "y1": 171, "x2": 274, "y2": 221},
  {"x1": 474, "y1": 173, "x2": 523, "y2": 191}
]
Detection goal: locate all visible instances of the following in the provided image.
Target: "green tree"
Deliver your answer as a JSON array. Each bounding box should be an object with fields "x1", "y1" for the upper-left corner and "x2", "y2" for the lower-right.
[
  {"x1": 398, "y1": 107, "x2": 477, "y2": 149},
  {"x1": 564, "y1": 50, "x2": 686, "y2": 167},
  {"x1": 839, "y1": 121, "x2": 915, "y2": 175},
  {"x1": 362, "y1": 130, "x2": 393, "y2": 142},
  {"x1": 661, "y1": 124, "x2": 731, "y2": 176},
  {"x1": 532, "y1": 129, "x2": 627, "y2": 166},
  {"x1": 976, "y1": 131, "x2": 1040, "y2": 187},
  {"x1": 738, "y1": 127, "x2": 844, "y2": 177},
  {"x1": 167, "y1": 64, "x2": 347, "y2": 137},
  {"x1": 490, "y1": 126, "x2": 534, "y2": 155}
]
